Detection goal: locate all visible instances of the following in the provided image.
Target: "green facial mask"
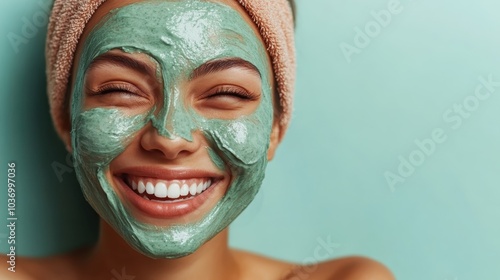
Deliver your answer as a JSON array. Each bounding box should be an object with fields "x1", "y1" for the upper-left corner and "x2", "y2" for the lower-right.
[{"x1": 71, "y1": 0, "x2": 273, "y2": 258}]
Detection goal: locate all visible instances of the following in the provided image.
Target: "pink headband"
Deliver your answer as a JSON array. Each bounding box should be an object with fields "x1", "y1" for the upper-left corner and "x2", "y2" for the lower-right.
[{"x1": 46, "y1": 0, "x2": 296, "y2": 150}]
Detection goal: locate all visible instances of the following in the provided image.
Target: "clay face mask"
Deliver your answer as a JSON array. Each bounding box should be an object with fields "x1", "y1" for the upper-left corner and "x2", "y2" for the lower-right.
[{"x1": 71, "y1": 0, "x2": 273, "y2": 258}]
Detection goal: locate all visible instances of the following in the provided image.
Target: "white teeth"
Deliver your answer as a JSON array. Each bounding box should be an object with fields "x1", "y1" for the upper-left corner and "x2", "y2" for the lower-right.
[
  {"x1": 138, "y1": 181, "x2": 146, "y2": 194},
  {"x1": 146, "y1": 182, "x2": 155, "y2": 195},
  {"x1": 155, "y1": 182, "x2": 167, "y2": 198},
  {"x1": 168, "y1": 183, "x2": 180, "y2": 199},
  {"x1": 189, "y1": 184, "x2": 197, "y2": 195},
  {"x1": 203, "y1": 180, "x2": 211, "y2": 190},
  {"x1": 143, "y1": 195, "x2": 150, "y2": 200},
  {"x1": 130, "y1": 178, "x2": 214, "y2": 200},
  {"x1": 180, "y1": 184, "x2": 189, "y2": 196}
]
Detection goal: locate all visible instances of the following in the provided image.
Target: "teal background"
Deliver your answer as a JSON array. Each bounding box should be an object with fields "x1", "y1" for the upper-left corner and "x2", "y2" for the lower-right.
[{"x1": 1, "y1": 0, "x2": 499, "y2": 279}]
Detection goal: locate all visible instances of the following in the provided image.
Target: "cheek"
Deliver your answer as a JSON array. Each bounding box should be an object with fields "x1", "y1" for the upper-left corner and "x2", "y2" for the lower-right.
[
  {"x1": 198, "y1": 81, "x2": 274, "y2": 171},
  {"x1": 199, "y1": 105, "x2": 273, "y2": 233},
  {"x1": 204, "y1": 118, "x2": 270, "y2": 166},
  {"x1": 72, "y1": 108, "x2": 150, "y2": 220},
  {"x1": 72, "y1": 108, "x2": 148, "y2": 167},
  {"x1": 200, "y1": 93, "x2": 274, "y2": 173}
]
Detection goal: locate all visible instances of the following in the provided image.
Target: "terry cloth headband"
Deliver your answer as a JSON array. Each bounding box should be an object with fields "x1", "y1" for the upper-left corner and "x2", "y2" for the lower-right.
[{"x1": 46, "y1": 0, "x2": 296, "y2": 150}]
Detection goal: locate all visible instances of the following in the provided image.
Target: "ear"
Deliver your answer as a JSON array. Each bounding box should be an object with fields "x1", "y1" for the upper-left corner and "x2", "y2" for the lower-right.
[
  {"x1": 64, "y1": 134, "x2": 73, "y2": 154},
  {"x1": 63, "y1": 104, "x2": 73, "y2": 154},
  {"x1": 65, "y1": 140, "x2": 73, "y2": 154},
  {"x1": 267, "y1": 119, "x2": 281, "y2": 161}
]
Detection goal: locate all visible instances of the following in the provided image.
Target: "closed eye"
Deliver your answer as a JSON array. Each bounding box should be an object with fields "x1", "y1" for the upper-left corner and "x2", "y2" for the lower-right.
[
  {"x1": 205, "y1": 87, "x2": 258, "y2": 101},
  {"x1": 84, "y1": 82, "x2": 152, "y2": 109},
  {"x1": 87, "y1": 83, "x2": 141, "y2": 97}
]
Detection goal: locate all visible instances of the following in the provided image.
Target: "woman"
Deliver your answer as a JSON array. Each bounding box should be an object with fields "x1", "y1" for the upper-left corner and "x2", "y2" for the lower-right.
[{"x1": 2, "y1": 0, "x2": 394, "y2": 279}]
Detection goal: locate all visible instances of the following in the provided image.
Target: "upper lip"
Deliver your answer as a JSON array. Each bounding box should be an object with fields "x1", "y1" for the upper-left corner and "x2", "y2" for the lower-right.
[{"x1": 114, "y1": 166, "x2": 224, "y2": 181}]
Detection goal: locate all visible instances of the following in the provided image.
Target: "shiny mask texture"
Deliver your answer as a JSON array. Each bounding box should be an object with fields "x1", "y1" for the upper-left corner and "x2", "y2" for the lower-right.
[{"x1": 71, "y1": 0, "x2": 273, "y2": 258}]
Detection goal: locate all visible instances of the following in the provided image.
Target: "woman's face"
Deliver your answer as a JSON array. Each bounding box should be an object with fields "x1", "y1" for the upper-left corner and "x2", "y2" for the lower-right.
[{"x1": 70, "y1": 0, "x2": 279, "y2": 258}]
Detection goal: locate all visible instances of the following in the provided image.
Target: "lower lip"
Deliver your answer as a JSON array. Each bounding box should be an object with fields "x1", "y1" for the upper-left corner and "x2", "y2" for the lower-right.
[{"x1": 115, "y1": 176, "x2": 219, "y2": 219}]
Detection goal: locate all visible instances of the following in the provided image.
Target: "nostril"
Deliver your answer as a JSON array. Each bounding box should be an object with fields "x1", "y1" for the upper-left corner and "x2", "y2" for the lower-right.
[{"x1": 140, "y1": 126, "x2": 201, "y2": 160}]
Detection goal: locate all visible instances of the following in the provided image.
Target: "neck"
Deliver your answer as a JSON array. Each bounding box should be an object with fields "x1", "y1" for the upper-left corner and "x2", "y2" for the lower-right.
[{"x1": 81, "y1": 219, "x2": 240, "y2": 280}]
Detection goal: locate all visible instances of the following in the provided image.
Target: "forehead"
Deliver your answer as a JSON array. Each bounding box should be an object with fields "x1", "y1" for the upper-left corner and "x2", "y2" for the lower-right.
[
  {"x1": 74, "y1": 0, "x2": 268, "y2": 72},
  {"x1": 85, "y1": 1, "x2": 262, "y2": 68}
]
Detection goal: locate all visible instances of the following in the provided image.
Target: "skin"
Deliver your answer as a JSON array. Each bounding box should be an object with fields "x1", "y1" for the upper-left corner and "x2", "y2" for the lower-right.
[{"x1": 1, "y1": 0, "x2": 395, "y2": 279}]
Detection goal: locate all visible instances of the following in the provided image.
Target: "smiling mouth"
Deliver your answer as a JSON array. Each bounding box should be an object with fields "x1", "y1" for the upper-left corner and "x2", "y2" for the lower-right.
[{"x1": 121, "y1": 175, "x2": 216, "y2": 203}]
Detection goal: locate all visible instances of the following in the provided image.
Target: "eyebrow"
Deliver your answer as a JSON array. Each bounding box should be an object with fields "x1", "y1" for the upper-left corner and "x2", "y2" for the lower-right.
[
  {"x1": 190, "y1": 58, "x2": 261, "y2": 80},
  {"x1": 88, "y1": 54, "x2": 260, "y2": 80},
  {"x1": 88, "y1": 52, "x2": 157, "y2": 77}
]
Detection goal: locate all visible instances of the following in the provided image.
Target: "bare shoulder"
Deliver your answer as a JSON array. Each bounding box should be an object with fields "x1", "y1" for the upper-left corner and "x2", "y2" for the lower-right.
[
  {"x1": 299, "y1": 256, "x2": 395, "y2": 280},
  {"x1": 0, "y1": 252, "x2": 80, "y2": 280},
  {"x1": 231, "y1": 249, "x2": 295, "y2": 280},
  {"x1": 232, "y1": 250, "x2": 394, "y2": 280}
]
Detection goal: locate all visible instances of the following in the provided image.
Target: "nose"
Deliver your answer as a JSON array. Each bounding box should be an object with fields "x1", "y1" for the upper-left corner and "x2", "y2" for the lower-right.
[{"x1": 140, "y1": 124, "x2": 200, "y2": 160}]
